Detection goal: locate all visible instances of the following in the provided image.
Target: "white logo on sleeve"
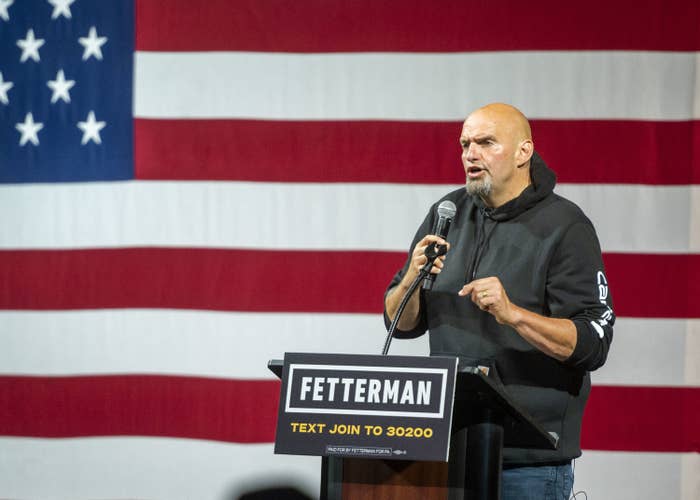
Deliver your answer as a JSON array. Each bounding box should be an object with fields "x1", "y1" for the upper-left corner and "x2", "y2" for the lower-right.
[
  {"x1": 591, "y1": 271, "x2": 613, "y2": 339},
  {"x1": 591, "y1": 321, "x2": 605, "y2": 338}
]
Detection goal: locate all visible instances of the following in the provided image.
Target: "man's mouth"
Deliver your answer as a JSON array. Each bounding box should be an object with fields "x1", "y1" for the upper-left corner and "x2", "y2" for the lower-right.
[{"x1": 467, "y1": 166, "x2": 487, "y2": 178}]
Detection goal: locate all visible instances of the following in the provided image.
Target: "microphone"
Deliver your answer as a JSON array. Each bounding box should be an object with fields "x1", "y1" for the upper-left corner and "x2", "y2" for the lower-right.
[{"x1": 422, "y1": 200, "x2": 457, "y2": 291}]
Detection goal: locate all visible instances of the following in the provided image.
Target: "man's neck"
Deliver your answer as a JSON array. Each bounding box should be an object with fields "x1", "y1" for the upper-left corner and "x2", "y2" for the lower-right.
[{"x1": 482, "y1": 179, "x2": 532, "y2": 208}]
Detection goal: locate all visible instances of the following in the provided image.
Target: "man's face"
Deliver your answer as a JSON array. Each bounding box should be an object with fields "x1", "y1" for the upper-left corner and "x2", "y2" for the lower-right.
[{"x1": 459, "y1": 110, "x2": 520, "y2": 204}]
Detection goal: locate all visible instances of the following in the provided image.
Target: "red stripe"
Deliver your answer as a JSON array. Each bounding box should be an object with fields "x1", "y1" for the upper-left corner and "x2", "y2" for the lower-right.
[
  {"x1": 135, "y1": 0, "x2": 700, "y2": 52},
  {"x1": 0, "y1": 375, "x2": 278, "y2": 442},
  {"x1": 603, "y1": 253, "x2": 700, "y2": 319},
  {"x1": 582, "y1": 385, "x2": 700, "y2": 452},
  {"x1": 1, "y1": 376, "x2": 696, "y2": 452},
  {"x1": 1, "y1": 249, "x2": 698, "y2": 318},
  {"x1": 0, "y1": 248, "x2": 403, "y2": 313},
  {"x1": 134, "y1": 119, "x2": 700, "y2": 185}
]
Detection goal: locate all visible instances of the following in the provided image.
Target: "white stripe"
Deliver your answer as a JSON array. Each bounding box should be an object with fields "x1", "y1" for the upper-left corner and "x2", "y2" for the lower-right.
[
  {"x1": 0, "y1": 437, "x2": 695, "y2": 500},
  {"x1": 134, "y1": 51, "x2": 700, "y2": 120},
  {"x1": 1, "y1": 182, "x2": 698, "y2": 253},
  {"x1": 1, "y1": 311, "x2": 696, "y2": 387},
  {"x1": 556, "y1": 184, "x2": 700, "y2": 255},
  {"x1": 0, "y1": 438, "x2": 319, "y2": 500},
  {"x1": 0, "y1": 310, "x2": 428, "y2": 378},
  {"x1": 687, "y1": 320, "x2": 700, "y2": 387},
  {"x1": 573, "y1": 450, "x2": 699, "y2": 500},
  {"x1": 681, "y1": 452, "x2": 700, "y2": 500},
  {"x1": 594, "y1": 318, "x2": 699, "y2": 387}
]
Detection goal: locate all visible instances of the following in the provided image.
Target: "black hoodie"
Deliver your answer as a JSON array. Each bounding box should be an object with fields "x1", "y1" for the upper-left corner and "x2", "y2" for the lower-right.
[{"x1": 384, "y1": 152, "x2": 615, "y2": 464}]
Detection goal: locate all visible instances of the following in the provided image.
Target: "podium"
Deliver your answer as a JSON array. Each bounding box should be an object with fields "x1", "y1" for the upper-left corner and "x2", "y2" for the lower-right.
[{"x1": 270, "y1": 355, "x2": 557, "y2": 500}]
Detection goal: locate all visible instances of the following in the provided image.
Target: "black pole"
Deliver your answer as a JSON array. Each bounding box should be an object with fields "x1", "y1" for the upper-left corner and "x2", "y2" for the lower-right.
[
  {"x1": 320, "y1": 456, "x2": 342, "y2": 500},
  {"x1": 320, "y1": 456, "x2": 329, "y2": 500},
  {"x1": 465, "y1": 417, "x2": 504, "y2": 500}
]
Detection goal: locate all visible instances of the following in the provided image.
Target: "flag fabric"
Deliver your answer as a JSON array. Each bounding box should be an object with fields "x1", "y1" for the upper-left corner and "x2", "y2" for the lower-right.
[
  {"x1": 0, "y1": 0, "x2": 133, "y2": 181},
  {"x1": 1, "y1": 0, "x2": 699, "y2": 498}
]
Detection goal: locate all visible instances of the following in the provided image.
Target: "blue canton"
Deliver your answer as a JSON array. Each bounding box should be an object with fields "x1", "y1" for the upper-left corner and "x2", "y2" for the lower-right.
[{"x1": 0, "y1": 0, "x2": 134, "y2": 182}]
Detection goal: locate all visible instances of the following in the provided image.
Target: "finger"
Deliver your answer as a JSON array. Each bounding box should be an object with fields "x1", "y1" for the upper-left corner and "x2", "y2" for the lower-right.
[
  {"x1": 414, "y1": 259, "x2": 427, "y2": 271},
  {"x1": 458, "y1": 283, "x2": 473, "y2": 296},
  {"x1": 468, "y1": 278, "x2": 488, "y2": 288},
  {"x1": 430, "y1": 235, "x2": 448, "y2": 246},
  {"x1": 422, "y1": 238, "x2": 448, "y2": 255},
  {"x1": 481, "y1": 294, "x2": 496, "y2": 305},
  {"x1": 471, "y1": 288, "x2": 490, "y2": 303},
  {"x1": 420, "y1": 234, "x2": 447, "y2": 246},
  {"x1": 415, "y1": 243, "x2": 438, "y2": 258},
  {"x1": 414, "y1": 244, "x2": 429, "y2": 256},
  {"x1": 422, "y1": 241, "x2": 448, "y2": 258},
  {"x1": 411, "y1": 256, "x2": 426, "y2": 271}
]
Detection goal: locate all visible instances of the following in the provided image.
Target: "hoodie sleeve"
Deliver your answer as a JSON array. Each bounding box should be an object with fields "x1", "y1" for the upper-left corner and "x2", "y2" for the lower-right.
[{"x1": 545, "y1": 221, "x2": 615, "y2": 371}]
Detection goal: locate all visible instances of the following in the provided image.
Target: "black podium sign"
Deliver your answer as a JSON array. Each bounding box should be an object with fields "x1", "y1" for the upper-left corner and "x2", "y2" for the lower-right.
[{"x1": 274, "y1": 353, "x2": 459, "y2": 462}]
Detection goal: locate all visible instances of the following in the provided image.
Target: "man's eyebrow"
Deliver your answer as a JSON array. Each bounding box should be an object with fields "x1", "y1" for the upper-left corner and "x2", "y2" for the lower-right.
[{"x1": 460, "y1": 134, "x2": 496, "y2": 145}]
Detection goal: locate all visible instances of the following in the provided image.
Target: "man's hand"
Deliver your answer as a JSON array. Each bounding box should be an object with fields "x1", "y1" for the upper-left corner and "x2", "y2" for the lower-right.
[
  {"x1": 402, "y1": 235, "x2": 450, "y2": 286},
  {"x1": 458, "y1": 277, "x2": 519, "y2": 326},
  {"x1": 458, "y1": 276, "x2": 577, "y2": 361},
  {"x1": 384, "y1": 234, "x2": 450, "y2": 331}
]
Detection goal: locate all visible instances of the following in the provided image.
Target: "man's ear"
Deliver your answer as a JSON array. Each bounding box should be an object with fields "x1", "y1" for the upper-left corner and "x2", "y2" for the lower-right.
[{"x1": 516, "y1": 139, "x2": 534, "y2": 167}]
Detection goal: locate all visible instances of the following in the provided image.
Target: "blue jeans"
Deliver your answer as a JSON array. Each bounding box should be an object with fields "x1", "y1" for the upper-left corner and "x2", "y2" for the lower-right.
[{"x1": 501, "y1": 463, "x2": 574, "y2": 500}]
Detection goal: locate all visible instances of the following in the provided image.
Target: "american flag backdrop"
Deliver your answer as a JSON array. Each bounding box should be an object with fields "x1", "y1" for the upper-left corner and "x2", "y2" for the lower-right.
[{"x1": 1, "y1": 0, "x2": 699, "y2": 498}]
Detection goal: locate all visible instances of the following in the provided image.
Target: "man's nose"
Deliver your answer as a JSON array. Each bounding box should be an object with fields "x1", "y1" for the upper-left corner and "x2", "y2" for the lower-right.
[{"x1": 463, "y1": 143, "x2": 479, "y2": 162}]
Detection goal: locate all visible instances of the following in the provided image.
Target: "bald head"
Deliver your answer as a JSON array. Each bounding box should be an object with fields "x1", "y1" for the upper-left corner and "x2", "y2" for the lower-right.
[
  {"x1": 468, "y1": 103, "x2": 532, "y2": 146},
  {"x1": 460, "y1": 103, "x2": 535, "y2": 207}
]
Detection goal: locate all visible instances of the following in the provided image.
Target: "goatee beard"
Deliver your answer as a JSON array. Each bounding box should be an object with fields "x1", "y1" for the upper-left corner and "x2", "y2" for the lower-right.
[{"x1": 466, "y1": 177, "x2": 492, "y2": 198}]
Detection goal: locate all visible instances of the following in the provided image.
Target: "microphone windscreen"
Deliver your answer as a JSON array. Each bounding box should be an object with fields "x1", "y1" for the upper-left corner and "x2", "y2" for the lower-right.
[{"x1": 437, "y1": 200, "x2": 457, "y2": 219}]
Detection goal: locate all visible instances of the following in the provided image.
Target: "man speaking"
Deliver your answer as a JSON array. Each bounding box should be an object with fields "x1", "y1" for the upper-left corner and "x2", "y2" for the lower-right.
[{"x1": 384, "y1": 103, "x2": 614, "y2": 500}]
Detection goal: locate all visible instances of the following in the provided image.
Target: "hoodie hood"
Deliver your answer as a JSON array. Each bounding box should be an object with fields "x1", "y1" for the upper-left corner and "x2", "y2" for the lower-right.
[{"x1": 474, "y1": 151, "x2": 557, "y2": 222}]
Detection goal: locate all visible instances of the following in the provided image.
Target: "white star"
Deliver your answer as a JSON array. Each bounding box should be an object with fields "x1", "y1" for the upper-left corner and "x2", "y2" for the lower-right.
[
  {"x1": 15, "y1": 112, "x2": 44, "y2": 146},
  {"x1": 0, "y1": 72, "x2": 13, "y2": 105},
  {"x1": 78, "y1": 26, "x2": 107, "y2": 61},
  {"x1": 0, "y1": 0, "x2": 13, "y2": 22},
  {"x1": 48, "y1": 0, "x2": 75, "y2": 19},
  {"x1": 77, "y1": 111, "x2": 106, "y2": 145},
  {"x1": 17, "y1": 29, "x2": 46, "y2": 63},
  {"x1": 47, "y1": 69, "x2": 75, "y2": 104}
]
